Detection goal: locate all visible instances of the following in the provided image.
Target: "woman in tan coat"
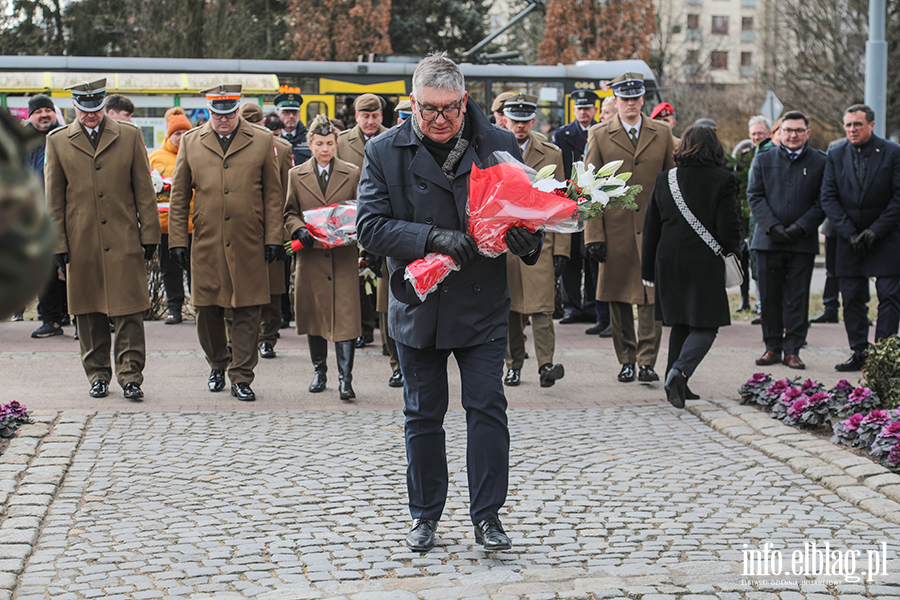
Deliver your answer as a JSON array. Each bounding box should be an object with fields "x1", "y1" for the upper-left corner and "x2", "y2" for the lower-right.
[{"x1": 284, "y1": 114, "x2": 362, "y2": 400}]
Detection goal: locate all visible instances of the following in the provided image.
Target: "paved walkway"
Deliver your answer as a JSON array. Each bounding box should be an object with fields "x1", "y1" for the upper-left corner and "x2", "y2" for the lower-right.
[{"x1": 1, "y1": 317, "x2": 899, "y2": 599}]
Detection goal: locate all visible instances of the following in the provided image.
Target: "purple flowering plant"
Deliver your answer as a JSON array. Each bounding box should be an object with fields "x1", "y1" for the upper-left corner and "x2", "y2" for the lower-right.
[
  {"x1": 886, "y1": 443, "x2": 900, "y2": 470},
  {"x1": 870, "y1": 420, "x2": 900, "y2": 459},
  {"x1": 831, "y1": 412, "x2": 866, "y2": 446},
  {"x1": 740, "y1": 373, "x2": 772, "y2": 405},
  {"x1": 797, "y1": 391, "x2": 833, "y2": 427},
  {"x1": 771, "y1": 386, "x2": 804, "y2": 420},
  {"x1": 838, "y1": 386, "x2": 881, "y2": 419},
  {"x1": 857, "y1": 410, "x2": 892, "y2": 447},
  {"x1": 0, "y1": 401, "x2": 31, "y2": 438}
]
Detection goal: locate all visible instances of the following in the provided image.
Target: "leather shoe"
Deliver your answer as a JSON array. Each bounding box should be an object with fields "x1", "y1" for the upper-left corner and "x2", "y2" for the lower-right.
[
  {"x1": 309, "y1": 370, "x2": 327, "y2": 393},
  {"x1": 259, "y1": 342, "x2": 276, "y2": 359},
  {"x1": 665, "y1": 368, "x2": 687, "y2": 409},
  {"x1": 164, "y1": 311, "x2": 182, "y2": 324},
  {"x1": 810, "y1": 312, "x2": 838, "y2": 324},
  {"x1": 598, "y1": 323, "x2": 613, "y2": 338},
  {"x1": 783, "y1": 354, "x2": 806, "y2": 369},
  {"x1": 231, "y1": 382, "x2": 256, "y2": 401},
  {"x1": 755, "y1": 350, "x2": 782, "y2": 366},
  {"x1": 835, "y1": 353, "x2": 866, "y2": 372},
  {"x1": 504, "y1": 368, "x2": 521, "y2": 386},
  {"x1": 585, "y1": 322, "x2": 609, "y2": 335},
  {"x1": 406, "y1": 518, "x2": 438, "y2": 552},
  {"x1": 388, "y1": 369, "x2": 404, "y2": 388},
  {"x1": 751, "y1": 315, "x2": 762, "y2": 325},
  {"x1": 539, "y1": 363, "x2": 564, "y2": 387},
  {"x1": 355, "y1": 334, "x2": 374, "y2": 348},
  {"x1": 685, "y1": 385, "x2": 700, "y2": 400},
  {"x1": 638, "y1": 365, "x2": 660, "y2": 382},
  {"x1": 617, "y1": 363, "x2": 636, "y2": 382},
  {"x1": 339, "y1": 380, "x2": 355, "y2": 401},
  {"x1": 89, "y1": 380, "x2": 108, "y2": 398},
  {"x1": 474, "y1": 515, "x2": 511, "y2": 551},
  {"x1": 123, "y1": 382, "x2": 143, "y2": 400},
  {"x1": 208, "y1": 369, "x2": 226, "y2": 392},
  {"x1": 559, "y1": 314, "x2": 588, "y2": 324}
]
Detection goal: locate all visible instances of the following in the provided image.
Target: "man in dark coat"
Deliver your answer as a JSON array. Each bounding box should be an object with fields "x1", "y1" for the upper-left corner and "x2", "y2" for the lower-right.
[
  {"x1": 820, "y1": 104, "x2": 900, "y2": 371},
  {"x1": 275, "y1": 91, "x2": 312, "y2": 166},
  {"x1": 357, "y1": 53, "x2": 542, "y2": 555},
  {"x1": 747, "y1": 110, "x2": 825, "y2": 370}
]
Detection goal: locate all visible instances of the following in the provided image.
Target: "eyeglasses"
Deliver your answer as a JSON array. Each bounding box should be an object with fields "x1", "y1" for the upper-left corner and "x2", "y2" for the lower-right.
[
  {"x1": 781, "y1": 127, "x2": 808, "y2": 135},
  {"x1": 418, "y1": 102, "x2": 463, "y2": 122},
  {"x1": 844, "y1": 121, "x2": 868, "y2": 130},
  {"x1": 210, "y1": 112, "x2": 237, "y2": 120}
]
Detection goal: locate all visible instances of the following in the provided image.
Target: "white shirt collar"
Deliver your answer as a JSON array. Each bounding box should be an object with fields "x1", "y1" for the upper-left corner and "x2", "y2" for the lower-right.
[
  {"x1": 519, "y1": 138, "x2": 530, "y2": 155},
  {"x1": 316, "y1": 162, "x2": 330, "y2": 176},
  {"x1": 622, "y1": 115, "x2": 642, "y2": 139}
]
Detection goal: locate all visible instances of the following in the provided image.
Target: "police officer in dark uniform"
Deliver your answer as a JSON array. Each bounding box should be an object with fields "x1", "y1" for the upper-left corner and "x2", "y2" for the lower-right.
[{"x1": 275, "y1": 92, "x2": 312, "y2": 166}]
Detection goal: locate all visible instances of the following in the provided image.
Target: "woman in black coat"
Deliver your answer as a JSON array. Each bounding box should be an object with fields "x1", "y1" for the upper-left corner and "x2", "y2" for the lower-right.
[{"x1": 642, "y1": 125, "x2": 742, "y2": 408}]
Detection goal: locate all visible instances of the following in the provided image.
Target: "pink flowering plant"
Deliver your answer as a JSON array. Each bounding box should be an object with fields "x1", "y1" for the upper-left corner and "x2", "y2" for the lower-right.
[
  {"x1": 793, "y1": 392, "x2": 833, "y2": 428},
  {"x1": 838, "y1": 386, "x2": 881, "y2": 419},
  {"x1": 0, "y1": 400, "x2": 31, "y2": 438},
  {"x1": 886, "y1": 443, "x2": 900, "y2": 470},
  {"x1": 856, "y1": 410, "x2": 892, "y2": 447},
  {"x1": 831, "y1": 412, "x2": 866, "y2": 446},
  {"x1": 771, "y1": 386, "x2": 805, "y2": 420},
  {"x1": 739, "y1": 373, "x2": 772, "y2": 405},
  {"x1": 870, "y1": 419, "x2": 900, "y2": 459}
]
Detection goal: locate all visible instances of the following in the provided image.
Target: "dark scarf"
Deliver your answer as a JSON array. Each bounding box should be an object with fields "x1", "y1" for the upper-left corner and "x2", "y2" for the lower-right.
[
  {"x1": 412, "y1": 113, "x2": 471, "y2": 183},
  {"x1": 851, "y1": 136, "x2": 875, "y2": 187}
]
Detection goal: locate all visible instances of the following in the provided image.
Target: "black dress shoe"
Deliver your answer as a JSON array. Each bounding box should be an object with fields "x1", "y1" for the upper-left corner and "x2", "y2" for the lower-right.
[
  {"x1": 539, "y1": 363, "x2": 565, "y2": 387},
  {"x1": 258, "y1": 342, "x2": 276, "y2": 359},
  {"x1": 559, "y1": 314, "x2": 586, "y2": 324},
  {"x1": 835, "y1": 353, "x2": 866, "y2": 372},
  {"x1": 585, "y1": 322, "x2": 609, "y2": 335},
  {"x1": 89, "y1": 380, "x2": 108, "y2": 398},
  {"x1": 388, "y1": 370, "x2": 404, "y2": 388},
  {"x1": 208, "y1": 369, "x2": 226, "y2": 392},
  {"x1": 751, "y1": 315, "x2": 762, "y2": 325},
  {"x1": 280, "y1": 317, "x2": 292, "y2": 329},
  {"x1": 164, "y1": 311, "x2": 182, "y2": 324},
  {"x1": 231, "y1": 382, "x2": 256, "y2": 401},
  {"x1": 810, "y1": 312, "x2": 839, "y2": 324},
  {"x1": 598, "y1": 324, "x2": 613, "y2": 338},
  {"x1": 123, "y1": 382, "x2": 143, "y2": 400},
  {"x1": 354, "y1": 334, "x2": 374, "y2": 348},
  {"x1": 638, "y1": 365, "x2": 660, "y2": 382},
  {"x1": 406, "y1": 518, "x2": 438, "y2": 552},
  {"x1": 504, "y1": 368, "x2": 521, "y2": 386},
  {"x1": 474, "y1": 515, "x2": 511, "y2": 551},
  {"x1": 309, "y1": 370, "x2": 327, "y2": 393},
  {"x1": 617, "y1": 363, "x2": 636, "y2": 382},
  {"x1": 685, "y1": 385, "x2": 700, "y2": 400},
  {"x1": 665, "y1": 368, "x2": 687, "y2": 409}
]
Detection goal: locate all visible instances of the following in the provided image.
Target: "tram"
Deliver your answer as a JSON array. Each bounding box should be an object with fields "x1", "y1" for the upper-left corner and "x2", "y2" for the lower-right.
[{"x1": 0, "y1": 56, "x2": 664, "y2": 150}]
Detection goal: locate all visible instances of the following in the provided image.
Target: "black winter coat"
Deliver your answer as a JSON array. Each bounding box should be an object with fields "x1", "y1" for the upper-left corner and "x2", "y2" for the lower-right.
[{"x1": 641, "y1": 166, "x2": 742, "y2": 328}]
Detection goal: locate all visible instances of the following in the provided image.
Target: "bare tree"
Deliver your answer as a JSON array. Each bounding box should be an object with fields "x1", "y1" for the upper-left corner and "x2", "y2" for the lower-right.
[{"x1": 286, "y1": 0, "x2": 392, "y2": 61}]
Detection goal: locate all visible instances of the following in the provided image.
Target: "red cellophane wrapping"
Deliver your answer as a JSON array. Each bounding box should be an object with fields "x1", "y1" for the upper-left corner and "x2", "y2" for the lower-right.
[
  {"x1": 404, "y1": 252, "x2": 460, "y2": 302},
  {"x1": 285, "y1": 202, "x2": 357, "y2": 254}
]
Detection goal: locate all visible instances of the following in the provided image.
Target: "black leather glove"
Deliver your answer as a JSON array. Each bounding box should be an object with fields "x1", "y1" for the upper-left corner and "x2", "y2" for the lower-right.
[
  {"x1": 169, "y1": 247, "x2": 189, "y2": 271},
  {"x1": 784, "y1": 223, "x2": 805, "y2": 241},
  {"x1": 52, "y1": 253, "x2": 69, "y2": 271},
  {"x1": 768, "y1": 223, "x2": 792, "y2": 244},
  {"x1": 848, "y1": 232, "x2": 869, "y2": 257},
  {"x1": 505, "y1": 227, "x2": 542, "y2": 257},
  {"x1": 264, "y1": 244, "x2": 285, "y2": 263},
  {"x1": 142, "y1": 244, "x2": 157, "y2": 261},
  {"x1": 858, "y1": 228, "x2": 878, "y2": 251},
  {"x1": 553, "y1": 255, "x2": 568, "y2": 278},
  {"x1": 586, "y1": 242, "x2": 607, "y2": 263},
  {"x1": 425, "y1": 228, "x2": 478, "y2": 265},
  {"x1": 291, "y1": 227, "x2": 315, "y2": 250}
]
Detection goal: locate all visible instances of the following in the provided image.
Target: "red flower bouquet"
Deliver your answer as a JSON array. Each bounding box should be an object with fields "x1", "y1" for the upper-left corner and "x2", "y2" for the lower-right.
[{"x1": 285, "y1": 201, "x2": 358, "y2": 253}]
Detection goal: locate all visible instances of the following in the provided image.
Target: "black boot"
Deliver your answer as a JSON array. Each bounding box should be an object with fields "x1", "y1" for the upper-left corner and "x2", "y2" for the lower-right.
[
  {"x1": 308, "y1": 335, "x2": 328, "y2": 393},
  {"x1": 335, "y1": 340, "x2": 356, "y2": 401}
]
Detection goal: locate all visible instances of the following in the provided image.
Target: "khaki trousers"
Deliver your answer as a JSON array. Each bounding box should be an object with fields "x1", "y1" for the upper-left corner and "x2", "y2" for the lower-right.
[
  {"x1": 506, "y1": 311, "x2": 555, "y2": 371},
  {"x1": 77, "y1": 312, "x2": 145, "y2": 387},
  {"x1": 609, "y1": 301, "x2": 662, "y2": 366},
  {"x1": 258, "y1": 294, "x2": 281, "y2": 345},
  {"x1": 197, "y1": 304, "x2": 262, "y2": 384}
]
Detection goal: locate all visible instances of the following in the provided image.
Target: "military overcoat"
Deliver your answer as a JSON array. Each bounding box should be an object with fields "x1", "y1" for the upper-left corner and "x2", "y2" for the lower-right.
[
  {"x1": 168, "y1": 118, "x2": 284, "y2": 308},
  {"x1": 45, "y1": 117, "x2": 161, "y2": 316},
  {"x1": 284, "y1": 158, "x2": 362, "y2": 342},
  {"x1": 583, "y1": 114, "x2": 675, "y2": 305},
  {"x1": 267, "y1": 134, "x2": 293, "y2": 296},
  {"x1": 336, "y1": 124, "x2": 388, "y2": 168}
]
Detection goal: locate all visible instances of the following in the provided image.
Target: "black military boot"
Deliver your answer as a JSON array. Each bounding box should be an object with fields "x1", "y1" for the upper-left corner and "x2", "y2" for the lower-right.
[
  {"x1": 335, "y1": 340, "x2": 356, "y2": 401},
  {"x1": 308, "y1": 335, "x2": 328, "y2": 393}
]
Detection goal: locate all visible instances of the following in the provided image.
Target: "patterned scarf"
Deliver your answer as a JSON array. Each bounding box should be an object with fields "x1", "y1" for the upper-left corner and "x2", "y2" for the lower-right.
[{"x1": 411, "y1": 113, "x2": 469, "y2": 183}]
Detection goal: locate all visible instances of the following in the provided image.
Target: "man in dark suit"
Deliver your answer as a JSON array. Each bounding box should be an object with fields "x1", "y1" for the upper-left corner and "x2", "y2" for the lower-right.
[
  {"x1": 820, "y1": 104, "x2": 900, "y2": 371},
  {"x1": 357, "y1": 53, "x2": 541, "y2": 554},
  {"x1": 747, "y1": 110, "x2": 825, "y2": 370}
]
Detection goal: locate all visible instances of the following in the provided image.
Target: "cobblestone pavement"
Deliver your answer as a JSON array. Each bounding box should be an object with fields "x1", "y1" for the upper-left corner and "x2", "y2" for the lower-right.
[{"x1": 3, "y1": 407, "x2": 899, "y2": 600}]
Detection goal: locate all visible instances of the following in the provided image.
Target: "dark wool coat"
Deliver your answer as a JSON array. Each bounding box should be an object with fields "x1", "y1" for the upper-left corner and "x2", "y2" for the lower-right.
[{"x1": 641, "y1": 166, "x2": 742, "y2": 328}]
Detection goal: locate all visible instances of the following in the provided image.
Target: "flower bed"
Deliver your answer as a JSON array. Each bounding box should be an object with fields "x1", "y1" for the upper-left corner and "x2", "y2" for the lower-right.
[{"x1": 0, "y1": 401, "x2": 32, "y2": 456}]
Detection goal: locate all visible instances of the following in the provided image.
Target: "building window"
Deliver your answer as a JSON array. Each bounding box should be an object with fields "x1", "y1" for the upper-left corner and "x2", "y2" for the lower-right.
[
  {"x1": 742, "y1": 17, "x2": 753, "y2": 30},
  {"x1": 711, "y1": 16, "x2": 729, "y2": 34},
  {"x1": 711, "y1": 51, "x2": 728, "y2": 70},
  {"x1": 687, "y1": 14, "x2": 700, "y2": 29},
  {"x1": 741, "y1": 52, "x2": 752, "y2": 66}
]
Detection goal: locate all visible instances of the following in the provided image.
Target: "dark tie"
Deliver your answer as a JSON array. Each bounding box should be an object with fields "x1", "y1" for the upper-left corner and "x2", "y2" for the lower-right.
[
  {"x1": 789, "y1": 151, "x2": 798, "y2": 161},
  {"x1": 629, "y1": 127, "x2": 638, "y2": 149},
  {"x1": 319, "y1": 168, "x2": 329, "y2": 194},
  {"x1": 89, "y1": 129, "x2": 99, "y2": 148}
]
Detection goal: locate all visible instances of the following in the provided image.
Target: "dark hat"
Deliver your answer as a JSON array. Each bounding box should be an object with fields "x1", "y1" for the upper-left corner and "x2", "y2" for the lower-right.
[
  {"x1": 396, "y1": 99, "x2": 412, "y2": 120},
  {"x1": 65, "y1": 79, "x2": 107, "y2": 112},
  {"x1": 571, "y1": 90, "x2": 600, "y2": 108},
  {"x1": 693, "y1": 117, "x2": 718, "y2": 131},
  {"x1": 503, "y1": 94, "x2": 538, "y2": 122},
  {"x1": 274, "y1": 92, "x2": 303, "y2": 110},
  {"x1": 490, "y1": 91, "x2": 518, "y2": 113},
  {"x1": 27, "y1": 94, "x2": 55, "y2": 116},
  {"x1": 650, "y1": 102, "x2": 675, "y2": 120},
  {"x1": 239, "y1": 102, "x2": 264, "y2": 123},
  {"x1": 200, "y1": 84, "x2": 241, "y2": 114},
  {"x1": 354, "y1": 94, "x2": 385, "y2": 112},
  {"x1": 307, "y1": 113, "x2": 336, "y2": 138},
  {"x1": 610, "y1": 72, "x2": 645, "y2": 99}
]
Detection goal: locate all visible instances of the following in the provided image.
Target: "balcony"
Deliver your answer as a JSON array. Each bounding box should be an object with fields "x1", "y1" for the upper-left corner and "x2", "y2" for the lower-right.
[
  {"x1": 741, "y1": 65, "x2": 756, "y2": 78},
  {"x1": 741, "y1": 30, "x2": 756, "y2": 42},
  {"x1": 686, "y1": 29, "x2": 702, "y2": 41}
]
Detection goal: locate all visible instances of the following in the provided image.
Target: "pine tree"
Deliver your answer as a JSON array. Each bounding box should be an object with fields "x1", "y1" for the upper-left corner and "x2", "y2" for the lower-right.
[{"x1": 388, "y1": 0, "x2": 491, "y2": 58}]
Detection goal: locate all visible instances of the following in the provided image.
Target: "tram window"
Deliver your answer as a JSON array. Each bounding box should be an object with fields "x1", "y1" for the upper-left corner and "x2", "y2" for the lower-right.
[
  {"x1": 306, "y1": 101, "x2": 327, "y2": 124},
  {"x1": 465, "y1": 81, "x2": 485, "y2": 108},
  {"x1": 492, "y1": 82, "x2": 527, "y2": 98}
]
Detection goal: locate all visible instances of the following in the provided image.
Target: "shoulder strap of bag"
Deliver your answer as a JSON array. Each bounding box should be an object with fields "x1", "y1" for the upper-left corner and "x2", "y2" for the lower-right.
[{"x1": 667, "y1": 167, "x2": 723, "y2": 256}]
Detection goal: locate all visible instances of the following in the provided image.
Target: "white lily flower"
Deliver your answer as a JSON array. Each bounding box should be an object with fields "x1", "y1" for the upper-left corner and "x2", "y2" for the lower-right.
[
  {"x1": 533, "y1": 178, "x2": 566, "y2": 193},
  {"x1": 596, "y1": 160, "x2": 624, "y2": 178},
  {"x1": 587, "y1": 182, "x2": 610, "y2": 206},
  {"x1": 534, "y1": 164, "x2": 558, "y2": 181},
  {"x1": 573, "y1": 162, "x2": 597, "y2": 189}
]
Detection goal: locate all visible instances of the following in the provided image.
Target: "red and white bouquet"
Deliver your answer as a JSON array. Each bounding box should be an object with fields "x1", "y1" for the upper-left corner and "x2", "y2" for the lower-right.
[
  {"x1": 285, "y1": 201, "x2": 358, "y2": 254},
  {"x1": 150, "y1": 168, "x2": 173, "y2": 212}
]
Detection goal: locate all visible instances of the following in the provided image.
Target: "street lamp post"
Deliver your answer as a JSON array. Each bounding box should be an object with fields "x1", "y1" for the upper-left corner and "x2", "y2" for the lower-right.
[{"x1": 865, "y1": 0, "x2": 887, "y2": 137}]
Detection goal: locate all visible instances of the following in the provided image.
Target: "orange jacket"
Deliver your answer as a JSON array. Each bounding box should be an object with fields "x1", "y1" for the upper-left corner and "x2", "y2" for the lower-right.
[{"x1": 149, "y1": 137, "x2": 193, "y2": 234}]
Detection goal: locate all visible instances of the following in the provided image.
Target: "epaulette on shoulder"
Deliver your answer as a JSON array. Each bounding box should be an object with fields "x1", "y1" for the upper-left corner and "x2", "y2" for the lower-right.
[
  {"x1": 46, "y1": 126, "x2": 67, "y2": 138},
  {"x1": 183, "y1": 127, "x2": 202, "y2": 137}
]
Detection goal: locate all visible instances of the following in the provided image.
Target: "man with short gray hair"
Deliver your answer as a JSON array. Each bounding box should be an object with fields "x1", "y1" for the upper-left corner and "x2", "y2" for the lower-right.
[{"x1": 358, "y1": 52, "x2": 542, "y2": 554}]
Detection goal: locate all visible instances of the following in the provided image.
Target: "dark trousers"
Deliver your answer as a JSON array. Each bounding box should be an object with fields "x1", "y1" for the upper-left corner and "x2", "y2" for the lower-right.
[
  {"x1": 259, "y1": 294, "x2": 281, "y2": 345},
  {"x1": 840, "y1": 276, "x2": 900, "y2": 356},
  {"x1": 36, "y1": 266, "x2": 67, "y2": 324},
  {"x1": 560, "y1": 255, "x2": 608, "y2": 323},
  {"x1": 280, "y1": 258, "x2": 293, "y2": 322},
  {"x1": 757, "y1": 250, "x2": 815, "y2": 355},
  {"x1": 823, "y1": 235, "x2": 840, "y2": 316},
  {"x1": 666, "y1": 324, "x2": 718, "y2": 378},
  {"x1": 77, "y1": 312, "x2": 145, "y2": 387},
  {"x1": 397, "y1": 337, "x2": 509, "y2": 524},
  {"x1": 360, "y1": 280, "x2": 375, "y2": 336},
  {"x1": 197, "y1": 304, "x2": 262, "y2": 384},
  {"x1": 159, "y1": 234, "x2": 191, "y2": 312}
]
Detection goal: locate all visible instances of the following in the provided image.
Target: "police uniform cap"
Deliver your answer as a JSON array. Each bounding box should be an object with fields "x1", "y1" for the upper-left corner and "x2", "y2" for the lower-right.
[
  {"x1": 396, "y1": 99, "x2": 412, "y2": 113},
  {"x1": 490, "y1": 91, "x2": 518, "y2": 113},
  {"x1": 354, "y1": 94, "x2": 385, "y2": 112},
  {"x1": 308, "y1": 113, "x2": 336, "y2": 138},
  {"x1": 610, "y1": 72, "x2": 645, "y2": 98},
  {"x1": 503, "y1": 94, "x2": 538, "y2": 122},
  {"x1": 200, "y1": 84, "x2": 242, "y2": 114},
  {"x1": 65, "y1": 78, "x2": 107, "y2": 112},
  {"x1": 239, "y1": 103, "x2": 264, "y2": 123},
  {"x1": 274, "y1": 92, "x2": 303, "y2": 110},
  {"x1": 650, "y1": 102, "x2": 675, "y2": 120},
  {"x1": 571, "y1": 90, "x2": 600, "y2": 108}
]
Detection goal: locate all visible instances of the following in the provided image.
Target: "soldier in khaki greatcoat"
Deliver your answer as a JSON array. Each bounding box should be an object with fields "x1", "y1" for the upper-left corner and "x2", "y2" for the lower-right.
[
  {"x1": 501, "y1": 95, "x2": 571, "y2": 388},
  {"x1": 168, "y1": 85, "x2": 284, "y2": 402},
  {"x1": 45, "y1": 79, "x2": 161, "y2": 401}
]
